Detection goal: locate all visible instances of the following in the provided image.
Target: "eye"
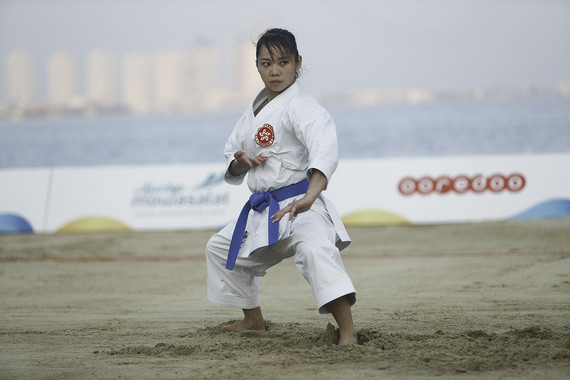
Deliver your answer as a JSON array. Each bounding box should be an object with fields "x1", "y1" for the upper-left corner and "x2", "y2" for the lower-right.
[{"x1": 280, "y1": 60, "x2": 289, "y2": 65}]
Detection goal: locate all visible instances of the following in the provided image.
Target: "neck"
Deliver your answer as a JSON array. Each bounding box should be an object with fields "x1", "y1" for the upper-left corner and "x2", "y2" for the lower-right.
[{"x1": 266, "y1": 81, "x2": 295, "y2": 101}]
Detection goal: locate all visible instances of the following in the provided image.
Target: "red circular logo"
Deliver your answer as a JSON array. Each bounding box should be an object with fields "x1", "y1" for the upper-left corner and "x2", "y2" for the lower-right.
[{"x1": 255, "y1": 124, "x2": 275, "y2": 147}]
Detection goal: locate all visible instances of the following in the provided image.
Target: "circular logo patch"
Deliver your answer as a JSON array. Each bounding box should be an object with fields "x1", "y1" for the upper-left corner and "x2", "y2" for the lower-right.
[{"x1": 255, "y1": 124, "x2": 275, "y2": 147}]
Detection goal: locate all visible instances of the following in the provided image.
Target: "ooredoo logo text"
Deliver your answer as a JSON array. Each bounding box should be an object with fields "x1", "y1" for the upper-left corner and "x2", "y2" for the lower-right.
[{"x1": 398, "y1": 173, "x2": 526, "y2": 196}]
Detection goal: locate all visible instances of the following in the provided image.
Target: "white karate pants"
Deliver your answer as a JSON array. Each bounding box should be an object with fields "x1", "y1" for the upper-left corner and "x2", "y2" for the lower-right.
[{"x1": 206, "y1": 206, "x2": 356, "y2": 314}]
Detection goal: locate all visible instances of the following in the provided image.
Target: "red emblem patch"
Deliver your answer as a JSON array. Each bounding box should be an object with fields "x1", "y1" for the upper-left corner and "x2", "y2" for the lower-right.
[{"x1": 255, "y1": 124, "x2": 275, "y2": 147}]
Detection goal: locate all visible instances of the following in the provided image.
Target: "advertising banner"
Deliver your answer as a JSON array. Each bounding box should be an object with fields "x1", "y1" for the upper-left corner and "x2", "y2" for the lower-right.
[
  {"x1": 0, "y1": 168, "x2": 52, "y2": 233},
  {"x1": 1, "y1": 153, "x2": 569, "y2": 233},
  {"x1": 45, "y1": 164, "x2": 250, "y2": 233},
  {"x1": 329, "y1": 153, "x2": 570, "y2": 225}
]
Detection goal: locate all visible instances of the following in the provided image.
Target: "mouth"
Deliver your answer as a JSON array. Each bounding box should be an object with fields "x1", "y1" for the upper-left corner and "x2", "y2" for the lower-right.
[{"x1": 270, "y1": 80, "x2": 282, "y2": 85}]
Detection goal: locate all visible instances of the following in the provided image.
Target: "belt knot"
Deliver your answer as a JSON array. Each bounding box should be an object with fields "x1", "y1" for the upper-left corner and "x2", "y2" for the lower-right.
[{"x1": 225, "y1": 179, "x2": 309, "y2": 270}]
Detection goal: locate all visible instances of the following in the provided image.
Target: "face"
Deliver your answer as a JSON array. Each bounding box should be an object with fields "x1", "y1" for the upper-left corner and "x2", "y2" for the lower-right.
[{"x1": 256, "y1": 45, "x2": 302, "y2": 101}]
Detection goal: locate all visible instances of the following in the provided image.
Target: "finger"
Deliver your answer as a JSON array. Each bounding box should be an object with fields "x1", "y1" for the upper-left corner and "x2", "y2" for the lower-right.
[
  {"x1": 242, "y1": 156, "x2": 254, "y2": 167},
  {"x1": 272, "y1": 211, "x2": 282, "y2": 223},
  {"x1": 251, "y1": 157, "x2": 264, "y2": 166},
  {"x1": 272, "y1": 209, "x2": 286, "y2": 222},
  {"x1": 241, "y1": 154, "x2": 255, "y2": 167},
  {"x1": 272, "y1": 206, "x2": 291, "y2": 223},
  {"x1": 288, "y1": 204, "x2": 298, "y2": 220},
  {"x1": 252, "y1": 156, "x2": 268, "y2": 166}
]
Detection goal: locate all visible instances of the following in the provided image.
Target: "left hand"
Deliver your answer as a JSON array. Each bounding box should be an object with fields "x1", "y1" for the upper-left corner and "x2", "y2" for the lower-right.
[
  {"x1": 271, "y1": 169, "x2": 328, "y2": 222},
  {"x1": 272, "y1": 195, "x2": 315, "y2": 222}
]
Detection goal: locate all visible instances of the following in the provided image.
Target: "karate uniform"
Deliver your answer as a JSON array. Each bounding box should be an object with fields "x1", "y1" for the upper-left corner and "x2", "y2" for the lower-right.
[{"x1": 206, "y1": 82, "x2": 356, "y2": 314}]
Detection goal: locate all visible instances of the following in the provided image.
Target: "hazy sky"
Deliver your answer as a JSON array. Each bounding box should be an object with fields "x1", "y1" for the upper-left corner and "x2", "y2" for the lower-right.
[{"x1": 1, "y1": 0, "x2": 569, "y2": 98}]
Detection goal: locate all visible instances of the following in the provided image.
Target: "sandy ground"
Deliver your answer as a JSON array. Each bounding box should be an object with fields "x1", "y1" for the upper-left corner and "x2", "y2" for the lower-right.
[{"x1": 1, "y1": 219, "x2": 569, "y2": 379}]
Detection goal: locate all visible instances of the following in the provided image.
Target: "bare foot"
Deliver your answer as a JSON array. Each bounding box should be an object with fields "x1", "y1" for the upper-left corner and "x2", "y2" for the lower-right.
[
  {"x1": 221, "y1": 319, "x2": 265, "y2": 332},
  {"x1": 326, "y1": 296, "x2": 358, "y2": 345},
  {"x1": 338, "y1": 329, "x2": 358, "y2": 346},
  {"x1": 221, "y1": 307, "x2": 265, "y2": 332}
]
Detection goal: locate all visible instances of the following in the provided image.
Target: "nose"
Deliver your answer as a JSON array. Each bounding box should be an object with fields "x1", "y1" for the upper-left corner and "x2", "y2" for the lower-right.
[{"x1": 270, "y1": 64, "x2": 279, "y2": 76}]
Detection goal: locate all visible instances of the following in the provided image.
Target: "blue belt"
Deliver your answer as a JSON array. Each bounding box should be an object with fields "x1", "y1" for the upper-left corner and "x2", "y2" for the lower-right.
[{"x1": 226, "y1": 179, "x2": 310, "y2": 270}]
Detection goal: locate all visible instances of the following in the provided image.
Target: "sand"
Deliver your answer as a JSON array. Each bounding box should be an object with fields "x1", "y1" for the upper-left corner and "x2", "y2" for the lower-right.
[{"x1": 1, "y1": 219, "x2": 569, "y2": 379}]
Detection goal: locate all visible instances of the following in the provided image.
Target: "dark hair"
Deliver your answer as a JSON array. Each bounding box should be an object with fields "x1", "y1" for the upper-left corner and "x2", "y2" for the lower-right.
[{"x1": 255, "y1": 28, "x2": 300, "y2": 64}]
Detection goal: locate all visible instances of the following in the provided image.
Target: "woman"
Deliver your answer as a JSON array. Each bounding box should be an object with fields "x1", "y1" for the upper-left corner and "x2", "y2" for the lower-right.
[{"x1": 206, "y1": 28, "x2": 357, "y2": 345}]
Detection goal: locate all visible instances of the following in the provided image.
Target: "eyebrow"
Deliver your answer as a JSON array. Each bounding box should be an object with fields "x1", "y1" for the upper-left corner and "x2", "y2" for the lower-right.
[{"x1": 259, "y1": 56, "x2": 290, "y2": 61}]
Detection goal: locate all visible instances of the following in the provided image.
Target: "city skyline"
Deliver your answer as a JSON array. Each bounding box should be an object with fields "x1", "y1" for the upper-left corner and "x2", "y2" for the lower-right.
[
  {"x1": 3, "y1": 42, "x2": 261, "y2": 115},
  {"x1": 1, "y1": 0, "x2": 569, "y2": 100},
  {"x1": 2, "y1": 42, "x2": 570, "y2": 121}
]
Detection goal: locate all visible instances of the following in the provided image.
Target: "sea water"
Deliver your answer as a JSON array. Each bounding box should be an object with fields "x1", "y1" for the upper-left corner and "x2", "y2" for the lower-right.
[{"x1": 1, "y1": 96, "x2": 569, "y2": 169}]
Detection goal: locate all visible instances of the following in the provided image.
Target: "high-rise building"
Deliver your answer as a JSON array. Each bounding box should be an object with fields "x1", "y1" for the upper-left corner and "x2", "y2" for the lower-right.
[
  {"x1": 47, "y1": 50, "x2": 78, "y2": 106},
  {"x1": 187, "y1": 43, "x2": 222, "y2": 110},
  {"x1": 155, "y1": 49, "x2": 188, "y2": 112},
  {"x1": 233, "y1": 39, "x2": 262, "y2": 103},
  {"x1": 6, "y1": 49, "x2": 36, "y2": 105},
  {"x1": 122, "y1": 51, "x2": 154, "y2": 113},
  {"x1": 87, "y1": 48, "x2": 118, "y2": 107}
]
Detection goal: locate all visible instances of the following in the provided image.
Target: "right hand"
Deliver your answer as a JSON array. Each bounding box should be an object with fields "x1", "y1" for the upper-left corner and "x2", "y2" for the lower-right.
[{"x1": 230, "y1": 150, "x2": 267, "y2": 175}]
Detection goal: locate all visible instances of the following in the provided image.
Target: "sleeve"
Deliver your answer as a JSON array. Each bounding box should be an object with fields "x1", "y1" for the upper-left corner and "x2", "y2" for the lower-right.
[
  {"x1": 292, "y1": 99, "x2": 339, "y2": 188},
  {"x1": 223, "y1": 114, "x2": 248, "y2": 185}
]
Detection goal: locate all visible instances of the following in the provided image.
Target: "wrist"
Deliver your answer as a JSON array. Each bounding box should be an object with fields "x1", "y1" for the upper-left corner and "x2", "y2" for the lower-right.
[
  {"x1": 229, "y1": 159, "x2": 249, "y2": 176},
  {"x1": 304, "y1": 190, "x2": 320, "y2": 203}
]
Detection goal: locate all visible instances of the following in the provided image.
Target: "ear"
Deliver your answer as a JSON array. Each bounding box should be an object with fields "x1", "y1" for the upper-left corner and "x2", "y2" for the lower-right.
[{"x1": 296, "y1": 55, "x2": 302, "y2": 71}]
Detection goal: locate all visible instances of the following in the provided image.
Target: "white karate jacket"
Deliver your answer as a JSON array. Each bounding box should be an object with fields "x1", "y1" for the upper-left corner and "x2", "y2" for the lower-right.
[{"x1": 223, "y1": 82, "x2": 350, "y2": 257}]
